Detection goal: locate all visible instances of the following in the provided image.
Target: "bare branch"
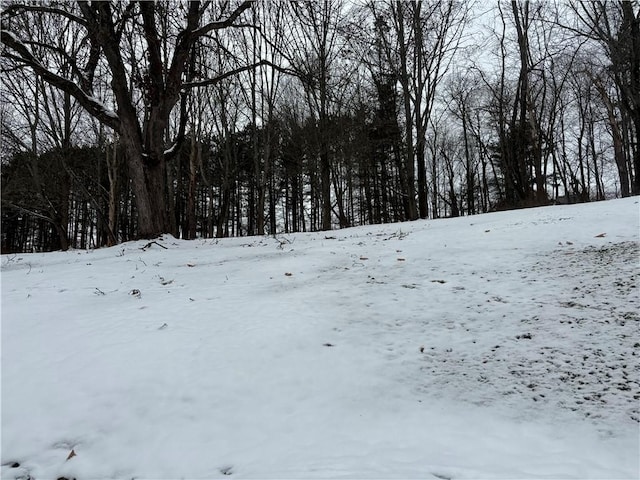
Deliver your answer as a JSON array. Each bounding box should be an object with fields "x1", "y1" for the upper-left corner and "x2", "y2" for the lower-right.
[
  {"x1": 3, "y1": 201, "x2": 55, "y2": 224},
  {"x1": 182, "y1": 59, "x2": 295, "y2": 88},
  {"x1": 191, "y1": 0, "x2": 254, "y2": 38},
  {"x1": 1, "y1": 4, "x2": 88, "y2": 28},
  {"x1": 1, "y1": 30, "x2": 121, "y2": 131},
  {"x1": 22, "y1": 39, "x2": 92, "y2": 89}
]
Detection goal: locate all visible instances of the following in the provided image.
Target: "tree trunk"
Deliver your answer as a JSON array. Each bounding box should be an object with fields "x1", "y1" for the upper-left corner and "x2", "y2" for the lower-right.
[
  {"x1": 106, "y1": 143, "x2": 119, "y2": 246},
  {"x1": 396, "y1": 1, "x2": 418, "y2": 221},
  {"x1": 416, "y1": 138, "x2": 428, "y2": 219},
  {"x1": 123, "y1": 136, "x2": 170, "y2": 238},
  {"x1": 186, "y1": 136, "x2": 199, "y2": 239},
  {"x1": 595, "y1": 80, "x2": 631, "y2": 197},
  {"x1": 632, "y1": 115, "x2": 640, "y2": 195},
  {"x1": 461, "y1": 109, "x2": 475, "y2": 215}
]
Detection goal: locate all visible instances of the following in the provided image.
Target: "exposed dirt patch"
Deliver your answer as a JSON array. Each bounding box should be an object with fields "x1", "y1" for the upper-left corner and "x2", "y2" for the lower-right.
[{"x1": 419, "y1": 241, "x2": 639, "y2": 426}]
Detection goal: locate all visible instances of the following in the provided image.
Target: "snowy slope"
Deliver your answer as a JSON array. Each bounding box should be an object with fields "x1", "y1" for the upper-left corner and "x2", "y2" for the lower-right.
[{"x1": 2, "y1": 197, "x2": 639, "y2": 480}]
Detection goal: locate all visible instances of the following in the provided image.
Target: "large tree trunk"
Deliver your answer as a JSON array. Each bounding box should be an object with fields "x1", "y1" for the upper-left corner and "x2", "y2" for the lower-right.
[{"x1": 123, "y1": 135, "x2": 170, "y2": 238}]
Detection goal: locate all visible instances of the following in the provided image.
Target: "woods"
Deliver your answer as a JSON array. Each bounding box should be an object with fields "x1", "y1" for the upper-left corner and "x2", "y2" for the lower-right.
[{"x1": 2, "y1": 0, "x2": 639, "y2": 253}]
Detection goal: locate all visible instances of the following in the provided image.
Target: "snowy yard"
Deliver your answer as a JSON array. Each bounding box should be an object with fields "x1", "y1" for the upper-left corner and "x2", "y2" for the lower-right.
[{"x1": 2, "y1": 198, "x2": 639, "y2": 479}]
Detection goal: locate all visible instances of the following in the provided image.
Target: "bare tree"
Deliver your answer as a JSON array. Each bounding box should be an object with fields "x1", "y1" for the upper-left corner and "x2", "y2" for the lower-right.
[
  {"x1": 1, "y1": 10, "x2": 86, "y2": 251},
  {"x1": 280, "y1": 0, "x2": 349, "y2": 231},
  {"x1": 367, "y1": 0, "x2": 469, "y2": 219},
  {"x1": 568, "y1": 0, "x2": 640, "y2": 195},
  {"x1": 2, "y1": 1, "x2": 262, "y2": 238}
]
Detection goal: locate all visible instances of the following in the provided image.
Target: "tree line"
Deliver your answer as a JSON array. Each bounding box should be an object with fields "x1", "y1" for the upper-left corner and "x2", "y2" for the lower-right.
[{"x1": 1, "y1": 0, "x2": 638, "y2": 253}]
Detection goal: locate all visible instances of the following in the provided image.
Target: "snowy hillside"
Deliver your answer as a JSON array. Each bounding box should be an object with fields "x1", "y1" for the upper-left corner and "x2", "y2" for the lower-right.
[{"x1": 2, "y1": 198, "x2": 639, "y2": 480}]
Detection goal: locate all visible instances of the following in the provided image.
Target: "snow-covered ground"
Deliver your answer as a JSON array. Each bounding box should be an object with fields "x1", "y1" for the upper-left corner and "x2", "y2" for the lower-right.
[{"x1": 2, "y1": 197, "x2": 639, "y2": 480}]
